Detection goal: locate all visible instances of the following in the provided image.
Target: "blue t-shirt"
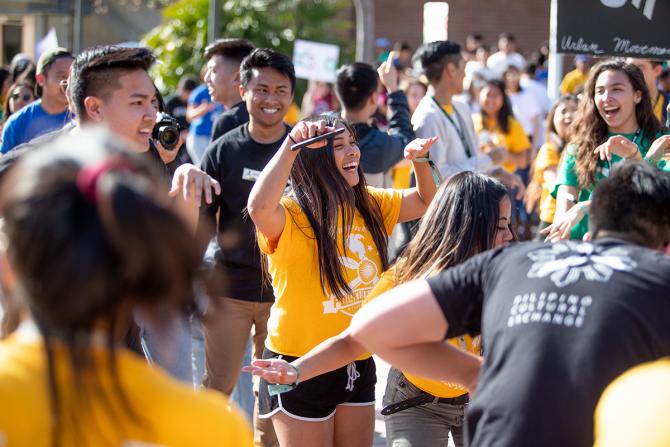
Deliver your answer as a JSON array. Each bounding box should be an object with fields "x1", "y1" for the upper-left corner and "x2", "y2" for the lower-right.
[
  {"x1": 1, "y1": 99, "x2": 72, "y2": 154},
  {"x1": 187, "y1": 85, "x2": 223, "y2": 137}
]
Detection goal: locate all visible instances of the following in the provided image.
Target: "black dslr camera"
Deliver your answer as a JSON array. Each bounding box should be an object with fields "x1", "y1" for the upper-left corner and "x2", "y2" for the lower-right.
[{"x1": 152, "y1": 112, "x2": 181, "y2": 151}]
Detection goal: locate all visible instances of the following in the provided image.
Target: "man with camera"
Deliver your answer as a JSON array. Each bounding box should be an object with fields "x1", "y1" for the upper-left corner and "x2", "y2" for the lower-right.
[{"x1": 2, "y1": 45, "x2": 219, "y2": 381}]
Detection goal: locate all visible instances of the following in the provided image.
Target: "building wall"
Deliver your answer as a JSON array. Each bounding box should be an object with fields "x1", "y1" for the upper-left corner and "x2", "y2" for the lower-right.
[{"x1": 374, "y1": 0, "x2": 550, "y2": 58}]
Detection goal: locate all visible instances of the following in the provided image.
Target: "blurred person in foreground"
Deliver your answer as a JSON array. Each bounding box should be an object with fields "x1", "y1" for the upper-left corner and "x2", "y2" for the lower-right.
[{"x1": 0, "y1": 128, "x2": 252, "y2": 446}]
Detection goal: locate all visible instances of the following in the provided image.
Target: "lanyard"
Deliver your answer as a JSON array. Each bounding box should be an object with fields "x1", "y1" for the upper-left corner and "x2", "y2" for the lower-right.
[{"x1": 431, "y1": 96, "x2": 473, "y2": 158}]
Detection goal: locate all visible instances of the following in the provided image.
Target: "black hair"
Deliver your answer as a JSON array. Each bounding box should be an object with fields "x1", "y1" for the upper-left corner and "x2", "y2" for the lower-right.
[
  {"x1": 412, "y1": 40, "x2": 462, "y2": 83},
  {"x1": 0, "y1": 67, "x2": 10, "y2": 93},
  {"x1": 0, "y1": 128, "x2": 201, "y2": 446},
  {"x1": 68, "y1": 46, "x2": 156, "y2": 121},
  {"x1": 177, "y1": 75, "x2": 198, "y2": 92},
  {"x1": 335, "y1": 62, "x2": 379, "y2": 111},
  {"x1": 590, "y1": 161, "x2": 670, "y2": 248},
  {"x1": 660, "y1": 68, "x2": 670, "y2": 80},
  {"x1": 204, "y1": 38, "x2": 255, "y2": 64},
  {"x1": 498, "y1": 32, "x2": 516, "y2": 43},
  {"x1": 240, "y1": 48, "x2": 296, "y2": 93},
  {"x1": 481, "y1": 79, "x2": 515, "y2": 133},
  {"x1": 393, "y1": 41, "x2": 412, "y2": 52},
  {"x1": 398, "y1": 172, "x2": 511, "y2": 283}
]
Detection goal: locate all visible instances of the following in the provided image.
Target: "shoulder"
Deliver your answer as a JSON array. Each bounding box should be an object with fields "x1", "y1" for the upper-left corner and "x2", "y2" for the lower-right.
[
  {"x1": 5, "y1": 101, "x2": 38, "y2": 126},
  {"x1": 452, "y1": 100, "x2": 471, "y2": 117},
  {"x1": 412, "y1": 97, "x2": 439, "y2": 124}
]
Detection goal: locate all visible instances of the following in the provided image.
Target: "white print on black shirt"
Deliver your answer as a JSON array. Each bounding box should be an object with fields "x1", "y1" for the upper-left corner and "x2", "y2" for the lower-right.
[
  {"x1": 322, "y1": 230, "x2": 379, "y2": 317},
  {"x1": 527, "y1": 241, "x2": 637, "y2": 288},
  {"x1": 507, "y1": 292, "x2": 593, "y2": 328}
]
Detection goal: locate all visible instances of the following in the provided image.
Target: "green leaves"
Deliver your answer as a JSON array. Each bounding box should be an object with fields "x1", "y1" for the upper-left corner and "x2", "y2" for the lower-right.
[{"x1": 141, "y1": 0, "x2": 352, "y2": 94}]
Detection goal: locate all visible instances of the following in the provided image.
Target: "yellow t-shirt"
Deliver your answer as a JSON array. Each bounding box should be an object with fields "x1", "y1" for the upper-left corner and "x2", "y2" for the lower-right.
[
  {"x1": 0, "y1": 331, "x2": 253, "y2": 447},
  {"x1": 283, "y1": 103, "x2": 300, "y2": 126},
  {"x1": 594, "y1": 359, "x2": 670, "y2": 447},
  {"x1": 533, "y1": 140, "x2": 561, "y2": 223},
  {"x1": 391, "y1": 163, "x2": 412, "y2": 189},
  {"x1": 653, "y1": 92, "x2": 667, "y2": 123},
  {"x1": 473, "y1": 114, "x2": 531, "y2": 172},
  {"x1": 560, "y1": 69, "x2": 587, "y2": 95},
  {"x1": 258, "y1": 187, "x2": 403, "y2": 359},
  {"x1": 365, "y1": 265, "x2": 480, "y2": 398}
]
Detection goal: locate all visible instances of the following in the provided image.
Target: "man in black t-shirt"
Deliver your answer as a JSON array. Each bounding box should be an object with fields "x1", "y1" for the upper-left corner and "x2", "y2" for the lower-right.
[
  {"x1": 348, "y1": 162, "x2": 670, "y2": 447},
  {"x1": 202, "y1": 38, "x2": 254, "y2": 142},
  {"x1": 199, "y1": 48, "x2": 295, "y2": 447}
]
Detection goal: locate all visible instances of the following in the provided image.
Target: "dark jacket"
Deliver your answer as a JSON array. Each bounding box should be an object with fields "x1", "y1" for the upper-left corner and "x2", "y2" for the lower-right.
[{"x1": 352, "y1": 90, "x2": 415, "y2": 174}]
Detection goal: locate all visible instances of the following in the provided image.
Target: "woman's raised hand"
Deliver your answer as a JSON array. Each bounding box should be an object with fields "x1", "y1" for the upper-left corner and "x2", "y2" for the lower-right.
[
  {"x1": 646, "y1": 134, "x2": 670, "y2": 163},
  {"x1": 242, "y1": 358, "x2": 299, "y2": 385},
  {"x1": 593, "y1": 135, "x2": 641, "y2": 162},
  {"x1": 404, "y1": 136, "x2": 439, "y2": 161},
  {"x1": 289, "y1": 120, "x2": 335, "y2": 150}
]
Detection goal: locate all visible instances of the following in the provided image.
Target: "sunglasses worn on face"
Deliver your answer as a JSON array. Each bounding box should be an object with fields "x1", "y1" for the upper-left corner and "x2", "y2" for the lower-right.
[{"x1": 11, "y1": 93, "x2": 32, "y2": 102}]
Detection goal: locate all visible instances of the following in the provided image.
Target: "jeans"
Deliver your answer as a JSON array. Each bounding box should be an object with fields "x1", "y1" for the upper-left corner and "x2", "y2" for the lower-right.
[
  {"x1": 139, "y1": 311, "x2": 194, "y2": 384},
  {"x1": 383, "y1": 367, "x2": 466, "y2": 447}
]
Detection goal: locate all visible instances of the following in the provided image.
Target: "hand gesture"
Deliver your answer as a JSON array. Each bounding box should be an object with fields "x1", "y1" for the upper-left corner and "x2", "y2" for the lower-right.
[
  {"x1": 154, "y1": 133, "x2": 185, "y2": 165},
  {"x1": 404, "y1": 136, "x2": 439, "y2": 161},
  {"x1": 540, "y1": 202, "x2": 587, "y2": 242},
  {"x1": 242, "y1": 358, "x2": 298, "y2": 385},
  {"x1": 289, "y1": 120, "x2": 335, "y2": 150},
  {"x1": 485, "y1": 146, "x2": 508, "y2": 166},
  {"x1": 593, "y1": 135, "x2": 640, "y2": 162},
  {"x1": 169, "y1": 163, "x2": 221, "y2": 206},
  {"x1": 377, "y1": 51, "x2": 399, "y2": 92},
  {"x1": 645, "y1": 134, "x2": 670, "y2": 163}
]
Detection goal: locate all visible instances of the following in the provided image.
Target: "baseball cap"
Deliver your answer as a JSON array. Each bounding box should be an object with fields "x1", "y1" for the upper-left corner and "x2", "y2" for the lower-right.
[{"x1": 35, "y1": 47, "x2": 73, "y2": 97}]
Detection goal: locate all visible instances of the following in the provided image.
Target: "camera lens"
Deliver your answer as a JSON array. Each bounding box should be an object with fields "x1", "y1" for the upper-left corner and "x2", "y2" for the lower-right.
[{"x1": 160, "y1": 128, "x2": 179, "y2": 146}]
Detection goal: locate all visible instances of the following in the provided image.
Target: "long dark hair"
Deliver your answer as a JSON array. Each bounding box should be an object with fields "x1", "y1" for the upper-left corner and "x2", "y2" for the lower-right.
[
  {"x1": 398, "y1": 172, "x2": 510, "y2": 283},
  {"x1": 2, "y1": 79, "x2": 35, "y2": 124},
  {"x1": 545, "y1": 94, "x2": 578, "y2": 145},
  {"x1": 288, "y1": 115, "x2": 389, "y2": 300},
  {"x1": 573, "y1": 60, "x2": 660, "y2": 188},
  {"x1": 0, "y1": 129, "x2": 201, "y2": 446},
  {"x1": 482, "y1": 79, "x2": 514, "y2": 133}
]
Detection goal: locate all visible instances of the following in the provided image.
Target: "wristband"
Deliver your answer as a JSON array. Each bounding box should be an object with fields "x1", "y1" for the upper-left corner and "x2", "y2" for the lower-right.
[
  {"x1": 288, "y1": 135, "x2": 298, "y2": 145},
  {"x1": 413, "y1": 157, "x2": 431, "y2": 163},
  {"x1": 267, "y1": 363, "x2": 300, "y2": 396}
]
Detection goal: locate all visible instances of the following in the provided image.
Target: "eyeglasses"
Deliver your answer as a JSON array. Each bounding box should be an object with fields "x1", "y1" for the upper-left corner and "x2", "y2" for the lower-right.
[{"x1": 11, "y1": 93, "x2": 33, "y2": 102}]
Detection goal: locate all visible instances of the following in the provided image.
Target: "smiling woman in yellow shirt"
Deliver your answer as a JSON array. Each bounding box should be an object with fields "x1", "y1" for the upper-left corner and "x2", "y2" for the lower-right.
[
  {"x1": 0, "y1": 130, "x2": 252, "y2": 447},
  {"x1": 474, "y1": 79, "x2": 531, "y2": 173},
  {"x1": 246, "y1": 171, "x2": 514, "y2": 447},
  {"x1": 247, "y1": 115, "x2": 438, "y2": 447}
]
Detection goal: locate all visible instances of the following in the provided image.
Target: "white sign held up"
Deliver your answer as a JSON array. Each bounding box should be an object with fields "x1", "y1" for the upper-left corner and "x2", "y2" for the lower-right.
[{"x1": 293, "y1": 39, "x2": 340, "y2": 83}]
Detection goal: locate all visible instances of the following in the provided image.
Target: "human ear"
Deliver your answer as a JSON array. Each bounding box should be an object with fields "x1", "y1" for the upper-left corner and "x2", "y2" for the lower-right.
[
  {"x1": 633, "y1": 90, "x2": 642, "y2": 104},
  {"x1": 35, "y1": 73, "x2": 46, "y2": 87},
  {"x1": 83, "y1": 96, "x2": 104, "y2": 122}
]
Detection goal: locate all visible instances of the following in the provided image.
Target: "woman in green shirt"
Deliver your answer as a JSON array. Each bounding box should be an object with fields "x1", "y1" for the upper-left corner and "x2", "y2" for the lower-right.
[{"x1": 545, "y1": 60, "x2": 670, "y2": 241}]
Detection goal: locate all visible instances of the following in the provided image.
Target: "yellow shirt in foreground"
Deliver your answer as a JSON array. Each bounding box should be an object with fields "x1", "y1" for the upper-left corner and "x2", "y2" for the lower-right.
[
  {"x1": 365, "y1": 265, "x2": 480, "y2": 398},
  {"x1": 595, "y1": 359, "x2": 670, "y2": 447},
  {"x1": 258, "y1": 187, "x2": 403, "y2": 359},
  {"x1": 533, "y1": 139, "x2": 561, "y2": 223},
  {"x1": 0, "y1": 331, "x2": 252, "y2": 447},
  {"x1": 560, "y1": 69, "x2": 587, "y2": 95},
  {"x1": 473, "y1": 114, "x2": 531, "y2": 173}
]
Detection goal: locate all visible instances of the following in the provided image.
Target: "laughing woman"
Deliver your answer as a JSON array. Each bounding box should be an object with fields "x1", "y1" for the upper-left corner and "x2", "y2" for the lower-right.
[
  {"x1": 247, "y1": 115, "x2": 437, "y2": 447},
  {"x1": 544, "y1": 60, "x2": 670, "y2": 241}
]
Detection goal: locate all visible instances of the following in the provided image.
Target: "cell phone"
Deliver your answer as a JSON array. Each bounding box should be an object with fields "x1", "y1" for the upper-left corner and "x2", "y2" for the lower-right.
[{"x1": 290, "y1": 127, "x2": 346, "y2": 151}]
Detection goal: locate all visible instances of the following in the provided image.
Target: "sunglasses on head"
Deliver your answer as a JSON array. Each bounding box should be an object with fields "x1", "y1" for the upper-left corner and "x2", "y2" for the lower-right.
[{"x1": 11, "y1": 92, "x2": 32, "y2": 102}]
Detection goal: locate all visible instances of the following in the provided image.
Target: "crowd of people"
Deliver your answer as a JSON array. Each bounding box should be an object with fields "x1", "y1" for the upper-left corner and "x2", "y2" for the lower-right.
[{"x1": 0, "y1": 26, "x2": 669, "y2": 447}]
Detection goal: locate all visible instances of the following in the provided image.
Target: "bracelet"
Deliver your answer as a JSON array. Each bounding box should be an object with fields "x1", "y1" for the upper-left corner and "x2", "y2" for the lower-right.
[
  {"x1": 413, "y1": 157, "x2": 431, "y2": 163},
  {"x1": 267, "y1": 363, "x2": 300, "y2": 396},
  {"x1": 288, "y1": 135, "x2": 298, "y2": 144}
]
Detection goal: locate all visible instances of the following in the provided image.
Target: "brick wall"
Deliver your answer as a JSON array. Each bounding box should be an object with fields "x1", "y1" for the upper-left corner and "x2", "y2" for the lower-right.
[{"x1": 373, "y1": 0, "x2": 550, "y2": 59}]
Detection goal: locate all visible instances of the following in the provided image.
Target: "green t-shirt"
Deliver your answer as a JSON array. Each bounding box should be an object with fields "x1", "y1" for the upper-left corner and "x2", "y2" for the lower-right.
[{"x1": 552, "y1": 131, "x2": 669, "y2": 240}]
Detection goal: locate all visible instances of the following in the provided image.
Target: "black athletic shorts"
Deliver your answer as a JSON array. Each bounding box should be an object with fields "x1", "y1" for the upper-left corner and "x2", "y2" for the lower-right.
[{"x1": 258, "y1": 348, "x2": 376, "y2": 421}]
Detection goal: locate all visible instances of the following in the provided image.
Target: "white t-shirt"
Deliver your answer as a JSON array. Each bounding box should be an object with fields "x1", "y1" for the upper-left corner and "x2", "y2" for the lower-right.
[
  {"x1": 486, "y1": 52, "x2": 526, "y2": 78},
  {"x1": 508, "y1": 89, "x2": 541, "y2": 140}
]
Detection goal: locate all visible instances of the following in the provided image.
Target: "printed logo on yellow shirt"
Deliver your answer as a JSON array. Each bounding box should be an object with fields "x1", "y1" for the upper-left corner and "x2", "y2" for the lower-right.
[{"x1": 322, "y1": 231, "x2": 380, "y2": 317}]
